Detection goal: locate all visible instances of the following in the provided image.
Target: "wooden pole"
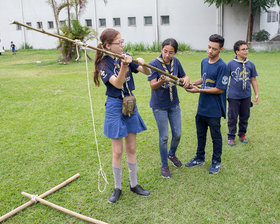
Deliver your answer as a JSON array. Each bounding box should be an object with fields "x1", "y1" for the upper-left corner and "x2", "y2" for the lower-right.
[
  {"x1": 22, "y1": 192, "x2": 107, "y2": 224},
  {"x1": 0, "y1": 173, "x2": 80, "y2": 222},
  {"x1": 11, "y1": 21, "x2": 188, "y2": 88}
]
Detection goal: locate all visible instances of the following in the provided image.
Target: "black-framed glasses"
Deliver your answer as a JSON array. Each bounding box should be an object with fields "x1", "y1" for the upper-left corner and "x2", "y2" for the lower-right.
[{"x1": 111, "y1": 39, "x2": 124, "y2": 46}]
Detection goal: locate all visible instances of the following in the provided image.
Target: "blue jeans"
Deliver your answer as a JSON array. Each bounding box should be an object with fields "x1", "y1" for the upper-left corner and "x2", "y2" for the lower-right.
[
  {"x1": 195, "y1": 114, "x2": 222, "y2": 163},
  {"x1": 152, "y1": 105, "x2": 182, "y2": 168}
]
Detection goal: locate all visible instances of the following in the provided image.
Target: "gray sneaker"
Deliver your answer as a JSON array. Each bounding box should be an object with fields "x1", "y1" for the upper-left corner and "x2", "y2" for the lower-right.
[
  {"x1": 228, "y1": 139, "x2": 235, "y2": 146},
  {"x1": 168, "y1": 155, "x2": 182, "y2": 167},
  {"x1": 161, "y1": 166, "x2": 171, "y2": 178},
  {"x1": 185, "y1": 158, "x2": 205, "y2": 167},
  {"x1": 239, "y1": 134, "x2": 248, "y2": 143}
]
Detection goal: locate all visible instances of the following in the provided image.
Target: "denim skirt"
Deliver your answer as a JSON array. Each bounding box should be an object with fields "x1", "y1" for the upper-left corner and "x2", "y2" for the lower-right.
[{"x1": 104, "y1": 96, "x2": 147, "y2": 139}]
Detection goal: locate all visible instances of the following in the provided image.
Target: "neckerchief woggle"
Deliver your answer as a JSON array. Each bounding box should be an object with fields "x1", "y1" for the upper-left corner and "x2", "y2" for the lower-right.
[
  {"x1": 233, "y1": 57, "x2": 249, "y2": 90},
  {"x1": 157, "y1": 56, "x2": 174, "y2": 101},
  {"x1": 114, "y1": 57, "x2": 132, "y2": 98}
]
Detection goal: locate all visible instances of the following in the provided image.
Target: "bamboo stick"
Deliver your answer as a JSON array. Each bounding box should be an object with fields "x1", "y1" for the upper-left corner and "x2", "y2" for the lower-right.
[
  {"x1": 11, "y1": 21, "x2": 187, "y2": 88},
  {"x1": 0, "y1": 173, "x2": 80, "y2": 222},
  {"x1": 21, "y1": 192, "x2": 107, "y2": 224}
]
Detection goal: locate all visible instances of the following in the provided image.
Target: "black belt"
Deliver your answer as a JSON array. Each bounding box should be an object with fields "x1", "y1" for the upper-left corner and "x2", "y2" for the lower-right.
[{"x1": 109, "y1": 95, "x2": 123, "y2": 100}]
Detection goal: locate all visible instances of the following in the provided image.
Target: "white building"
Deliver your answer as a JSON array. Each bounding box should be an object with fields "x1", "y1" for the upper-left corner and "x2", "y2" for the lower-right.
[
  {"x1": 0, "y1": 0, "x2": 278, "y2": 51},
  {"x1": 260, "y1": 4, "x2": 280, "y2": 39}
]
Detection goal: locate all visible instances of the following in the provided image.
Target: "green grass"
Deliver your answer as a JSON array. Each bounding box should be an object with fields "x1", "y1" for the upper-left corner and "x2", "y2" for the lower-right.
[{"x1": 0, "y1": 49, "x2": 279, "y2": 224}]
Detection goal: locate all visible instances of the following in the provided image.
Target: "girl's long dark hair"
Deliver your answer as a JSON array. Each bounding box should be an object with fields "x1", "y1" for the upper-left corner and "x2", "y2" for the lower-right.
[
  {"x1": 93, "y1": 28, "x2": 120, "y2": 86},
  {"x1": 162, "y1": 38, "x2": 178, "y2": 53}
]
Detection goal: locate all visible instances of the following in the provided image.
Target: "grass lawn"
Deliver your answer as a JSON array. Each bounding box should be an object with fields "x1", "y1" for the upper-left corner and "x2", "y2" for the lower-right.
[{"x1": 0, "y1": 49, "x2": 279, "y2": 224}]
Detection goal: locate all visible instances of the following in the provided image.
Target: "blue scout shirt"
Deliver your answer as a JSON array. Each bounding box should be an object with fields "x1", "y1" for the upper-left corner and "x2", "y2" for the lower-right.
[
  {"x1": 227, "y1": 57, "x2": 258, "y2": 99},
  {"x1": 148, "y1": 56, "x2": 186, "y2": 109},
  {"x1": 99, "y1": 54, "x2": 139, "y2": 98},
  {"x1": 197, "y1": 58, "x2": 229, "y2": 119}
]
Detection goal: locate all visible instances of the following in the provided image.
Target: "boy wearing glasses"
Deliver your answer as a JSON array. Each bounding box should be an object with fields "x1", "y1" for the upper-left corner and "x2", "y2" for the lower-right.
[{"x1": 227, "y1": 40, "x2": 259, "y2": 146}]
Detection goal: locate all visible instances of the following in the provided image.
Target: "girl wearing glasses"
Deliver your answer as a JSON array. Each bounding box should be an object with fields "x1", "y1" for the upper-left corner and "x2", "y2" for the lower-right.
[
  {"x1": 148, "y1": 38, "x2": 190, "y2": 178},
  {"x1": 93, "y1": 28, "x2": 150, "y2": 203}
]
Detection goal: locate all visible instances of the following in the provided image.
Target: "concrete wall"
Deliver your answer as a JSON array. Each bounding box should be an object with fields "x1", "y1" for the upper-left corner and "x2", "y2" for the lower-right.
[
  {"x1": 223, "y1": 3, "x2": 248, "y2": 49},
  {"x1": 249, "y1": 41, "x2": 280, "y2": 51}
]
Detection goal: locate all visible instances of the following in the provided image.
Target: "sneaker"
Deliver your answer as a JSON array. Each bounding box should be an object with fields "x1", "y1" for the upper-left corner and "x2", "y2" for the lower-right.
[
  {"x1": 161, "y1": 166, "x2": 171, "y2": 178},
  {"x1": 130, "y1": 184, "x2": 150, "y2": 197},
  {"x1": 185, "y1": 158, "x2": 205, "y2": 167},
  {"x1": 227, "y1": 139, "x2": 235, "y2": 146},
  {"x1": 168, "y1": 155, "x2": 182, "y2": 167},
  {"x1": 239, "y1": 134, "x2": 248, "y2": 143},
  {"x1": 108, "y1": 188, "x2": 122, "y2": 203},
  {"x1": 209, "y1": 162, "x2": 221, "y2": 174}
]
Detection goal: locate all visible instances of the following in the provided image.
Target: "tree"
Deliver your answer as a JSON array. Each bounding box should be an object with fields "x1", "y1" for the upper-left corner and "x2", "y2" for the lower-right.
[
  {"x1": 47, "y1": 0, "x2": 96, "y2": 62},
  {"x1": 204, "y1": 0, "x2": 280, "y2": 41}
]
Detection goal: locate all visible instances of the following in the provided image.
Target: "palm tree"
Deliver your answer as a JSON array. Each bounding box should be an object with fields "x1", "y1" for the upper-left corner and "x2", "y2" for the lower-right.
[{"x1": 47, "y1": 0, "x2": 95, "y2": 62}]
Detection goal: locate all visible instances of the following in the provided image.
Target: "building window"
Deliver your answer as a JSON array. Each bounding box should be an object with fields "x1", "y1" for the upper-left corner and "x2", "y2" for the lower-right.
[
  {"x1": 161, "y1": 15, "x2": 170, "y2": 25},
  {"x1": 48, "y1": 21, "x2": 54, "y2": 29},
  {"x1": 273, "y1": 11, "x2": 278, "y2": 22},
  {"x1": 85, "y1": 19, "x2": 92, "y2": 27},
  {"x1": 99, "y1": 18, "x2": 106, "y2": 27},
  {"x1": 144, "y1": 16, "x2": 152, "y2": 25},
  {"x1": 26, "y1": 22, "x2": 32, "y2": 27},
  {"x1": 113, "y1": 18, "x2": 121, "y2": 27},
  {"x1": 128, "y1": 17, "x2": 136, "y2": 26},
  {"x1": 267, "y1": 11, "x2": 277, "y2": 23},
  {"x1": 37, "y1": 22, "x2": 43, "y2": 29},
  {"x1": 16, "y1": 24, "x2": 22, "y2": 30},
  {"x1": 59, "y1": 20, "x2": 66, "y2": 26}
]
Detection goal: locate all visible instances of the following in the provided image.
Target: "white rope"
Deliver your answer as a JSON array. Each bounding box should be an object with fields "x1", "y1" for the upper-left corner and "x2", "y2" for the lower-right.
[
  {"x1": 75, "y1": 43, "x2": 80, "y2": 62},
  {"x1": 75, "y1": 40, "x2": 108, "y2": 193},
  {"x1": 31, "y1": 194, "x2": 38, "y2": 203}
]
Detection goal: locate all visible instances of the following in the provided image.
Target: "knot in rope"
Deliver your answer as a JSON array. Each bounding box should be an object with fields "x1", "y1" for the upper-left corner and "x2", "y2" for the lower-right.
[
  {"x1": 98, "y1": 169, "x2": 109, "y2": 193},
  {"x1": 31, "y1": 194, "x2": 38, "y2": 203},
  {"x1": 177, "y1": 79, "x2": 181, "y2": 86}
]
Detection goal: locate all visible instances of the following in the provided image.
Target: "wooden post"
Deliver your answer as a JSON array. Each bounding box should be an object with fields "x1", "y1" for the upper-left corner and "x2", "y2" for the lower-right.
[
  {"x1": 22, "y1": 192, "x2": 107, "y2": 224},
  {"x1": 11, "y1": 21, "x2": 188, "y2": 88},
  {"x1": 0, "y1": 173, "x2": 80, "y2": 222}
]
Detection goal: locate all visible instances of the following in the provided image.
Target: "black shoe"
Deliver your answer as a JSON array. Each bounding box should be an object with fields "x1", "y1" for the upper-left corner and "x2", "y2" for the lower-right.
[
  {"x1": 130, "y1": 184, "x2": 150, "y2": 197},
  {"x1": 108, "y1": 188, "x2": 122, "y2": 203}
]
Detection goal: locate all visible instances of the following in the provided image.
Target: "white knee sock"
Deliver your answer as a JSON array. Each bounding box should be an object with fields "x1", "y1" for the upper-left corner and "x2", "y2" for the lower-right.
[
  {"x1": 113, "y1": 166, "x2": 122, "y2": 190},
  {"x1": 127, "y1": 162, "x2": 137, "y2": 188}
]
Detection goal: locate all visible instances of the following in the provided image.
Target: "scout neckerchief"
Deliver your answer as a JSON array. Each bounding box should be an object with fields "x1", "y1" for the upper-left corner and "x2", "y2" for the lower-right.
[
  {"x1": 157, "y1": 56, "x2": 174, "y2": 101},
  {"x1": 233, "y1": 57, "x2": 249, "y2": 90},
  {"x1": 114, "y1": 57, "x2": 132, "y2": 98}
]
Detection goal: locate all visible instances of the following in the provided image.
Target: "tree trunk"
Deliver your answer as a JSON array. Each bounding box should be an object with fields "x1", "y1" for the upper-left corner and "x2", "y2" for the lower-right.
[
  {"x1": 246, "y1": 0, "x2": 252, "y2": 42},
  {"x1": 51, "y1": 0, "x2": 60, "y2": 35}
]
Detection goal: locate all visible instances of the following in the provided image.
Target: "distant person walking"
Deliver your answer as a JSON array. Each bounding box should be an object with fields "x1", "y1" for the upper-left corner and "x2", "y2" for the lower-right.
[
  {"x1": 227, "y1": 40, "x2": 259, "y2": 146},
  {"x1": 11, "y1": 41, "x2": 16, "y2": 55},
  {"x1": 0, "y1": 39, "x2": 4, "y2": 55}
]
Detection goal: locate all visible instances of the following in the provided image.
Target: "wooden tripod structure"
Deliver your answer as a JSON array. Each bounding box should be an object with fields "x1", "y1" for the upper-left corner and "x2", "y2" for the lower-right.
[{"x1": 0, "y1": 174, "x2": 107, "y2": 224}]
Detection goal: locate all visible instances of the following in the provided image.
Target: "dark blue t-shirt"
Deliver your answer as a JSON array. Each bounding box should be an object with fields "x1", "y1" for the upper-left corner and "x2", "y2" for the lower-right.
[
  {"x1": 197, "y1": 58, "x2": 229, "y2": 118},
  {"x1": 227, "y1": 57, "x2": 258, "y2": 99},
  {"x1": 98, "y1": 54, "x2": 139, "y2": 98},
  {"x1": 148, "y1": 56, "x2": 186, "y2": 109}
]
